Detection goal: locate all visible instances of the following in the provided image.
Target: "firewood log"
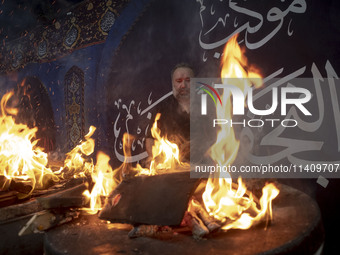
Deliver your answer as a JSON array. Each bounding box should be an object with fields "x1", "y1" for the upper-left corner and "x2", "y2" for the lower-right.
[
  {"x1": 182, "y1": 211, "x2": 209, "y2": 239},
  {"x1": 190, "y1": 199, "x2": 221, "y2": 232},
  {"x1": 36, "y1": 183, "x2": 88, "y2": 209}
]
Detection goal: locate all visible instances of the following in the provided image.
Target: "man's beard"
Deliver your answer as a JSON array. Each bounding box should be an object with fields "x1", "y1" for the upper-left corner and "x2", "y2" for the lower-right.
[{"x1": 175, "y1": 89, "x2": 190, "y2": 100}]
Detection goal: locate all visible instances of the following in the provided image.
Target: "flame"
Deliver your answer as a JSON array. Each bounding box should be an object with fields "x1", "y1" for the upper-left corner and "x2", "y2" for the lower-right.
[
  {"x1": 202, "y1": 35, "x2": 279, "y2": 230},
  {"x1": 0, "y1": 91, "x2": 58, "y2": 197},
  {"x1": 83, "y1": 151, "x2": 120, "y2": 214},
  {"x1": 59, "y1": 127, "x2": 120, "y2": 214},
  {"x1": 134, "y1": 113, "x2": 188, "y2": 176},
  {"x1": 0, "y1": 90, "x2": 119, "y2": 213},
  {"x1": 149, "y1": 113, "x2": 181, "y2": 173},
  {"x1": 62, "y1": 126, "x2": 96, "y2": 178}
]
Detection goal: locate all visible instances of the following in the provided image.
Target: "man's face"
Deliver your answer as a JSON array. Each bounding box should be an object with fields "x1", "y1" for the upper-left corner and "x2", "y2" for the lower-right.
[{"x1": 172, "y1": 67, "x2": 194, "y2": 101}]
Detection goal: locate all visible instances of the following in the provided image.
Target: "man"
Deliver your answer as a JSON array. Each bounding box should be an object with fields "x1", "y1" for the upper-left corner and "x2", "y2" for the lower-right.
[{"x1": 145, "y1": 63, "x2": 194, "y2": 163}]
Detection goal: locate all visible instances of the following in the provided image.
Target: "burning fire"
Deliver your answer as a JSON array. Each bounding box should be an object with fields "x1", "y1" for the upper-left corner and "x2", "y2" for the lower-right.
[
  {"x1": 0, "y1": 85, "x2": 184, "y2": 214},
  {"x1": 149, "y1": 113, "x2": 182, "y2": 173},
  {"x1": 62, "y1": 125, "x2": 96, "y2": 179},
  {"x1": 56, "y1": 125, "x2": 121, "y2": 214},
  {"x1": 80, "y1": 114, "x2": 188, "y2": 212},
  {"x1": 0, "y1": 91, "x2": 58, "y2": 197},
  {"x1": 83, "y1": 151, "x2": 121, "y2": 214},
  {"x1": 134, "y1": 113, "x2": 189, "y2": 176},
  {"x1": 0, "y1": 90, "x2": 117, "y2": 213},
  {"x1": 202, "y1": 35, "x2": 279, "y2": 230}
]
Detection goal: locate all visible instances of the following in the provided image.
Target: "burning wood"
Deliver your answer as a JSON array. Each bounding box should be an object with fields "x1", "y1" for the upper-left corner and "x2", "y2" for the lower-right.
[
  {"x1": 0, "y1": 87, "x2": 119, "y2": 243},
  {"x1": 0, "y1": 91, "x2": 60, "y2": 198},
  {"x1": 193, "y1": 34, "x2": 280, "y2": 232},
  {"x1": 0, "y1": 190, "x2": 18, "y2": 208},
  {"x1": 0, "y1": 175, "x2": 33, "y2": 194},
  {"x1": 8, "y1": 179, "x2": 34, "y2": 194},
  {"x1": 0, "y1": 90, "x2": 116, "y2": 214},
  {"x1": 188, "y1": 199, "x2": 221, "y2": 233},
  {"x1": 181, "y1": 210, "x2": 209, "y2": 239}
]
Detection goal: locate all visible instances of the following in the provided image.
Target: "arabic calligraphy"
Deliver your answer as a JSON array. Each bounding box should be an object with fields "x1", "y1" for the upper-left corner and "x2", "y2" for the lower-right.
[
  {"x1": 197, "y1": 0, "x2": 307, "y2": 61},
  {"x1": 113, "y1": 91, "x2": 173, "y2": 163},
  {"x1": 240, "y1": 61, "x2": 340, "y2": 168}
]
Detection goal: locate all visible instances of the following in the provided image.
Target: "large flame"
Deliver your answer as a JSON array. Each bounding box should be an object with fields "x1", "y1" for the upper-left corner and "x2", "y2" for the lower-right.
[
  {"x1": 202, "y1": 35, "x2": 279, "y2": 230},
  {"x1": 0, "y1": 91, "x2": 58, "y2": 197}
]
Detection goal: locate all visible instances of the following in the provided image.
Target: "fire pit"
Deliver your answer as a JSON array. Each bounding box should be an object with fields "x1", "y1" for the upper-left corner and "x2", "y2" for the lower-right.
[{"x1": 43, "y1": 183, "x2": 323, "y2": 255}]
